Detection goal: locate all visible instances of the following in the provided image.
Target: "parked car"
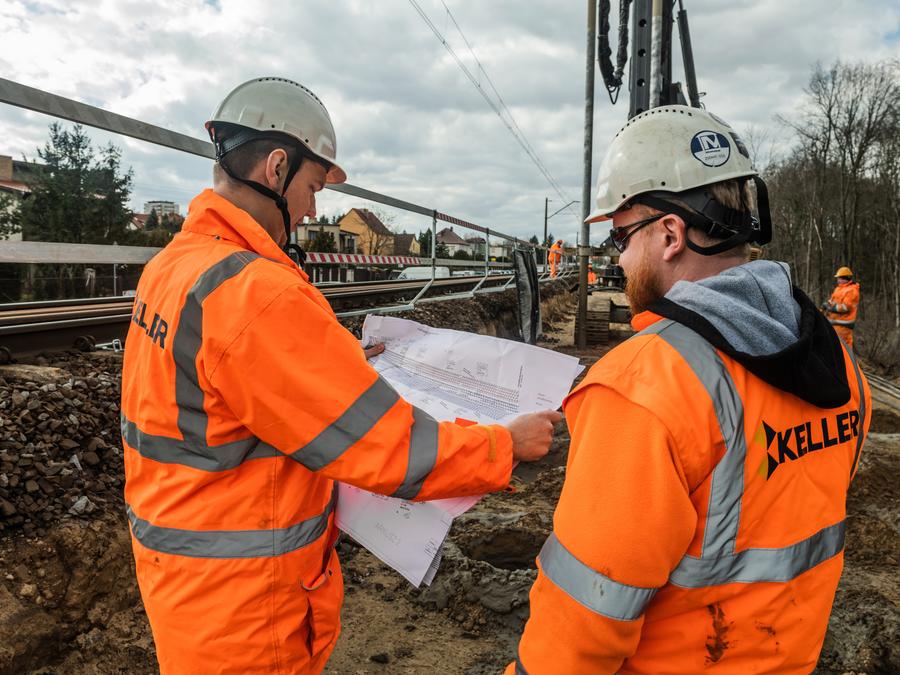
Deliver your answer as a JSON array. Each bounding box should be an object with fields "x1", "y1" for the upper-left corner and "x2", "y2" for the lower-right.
[{"x1": 394, "y1": 266, "x2": 451, "y2": 280}]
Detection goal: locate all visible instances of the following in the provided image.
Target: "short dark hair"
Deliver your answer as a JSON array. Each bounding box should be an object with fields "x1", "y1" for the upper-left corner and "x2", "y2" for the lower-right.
[
  {"x1": 708, "y1": 178, "x2": 755, "y2": 214},
  {"x1": 220, "y1": 135, "x2": 302, "y2": 179},
  {"x1": 641, "y1": 178, "x2": 756, "y2": 259}
]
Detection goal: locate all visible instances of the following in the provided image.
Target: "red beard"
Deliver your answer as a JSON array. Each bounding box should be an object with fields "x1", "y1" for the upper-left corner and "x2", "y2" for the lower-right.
[{"x1": 625, "y1": 247, "x2": 665, "y2": 315}]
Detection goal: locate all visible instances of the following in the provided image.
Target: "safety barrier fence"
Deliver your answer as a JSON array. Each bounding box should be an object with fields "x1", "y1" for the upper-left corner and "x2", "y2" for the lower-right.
[{"x1": 0, "y1": 77, "x2": 577, "y2": 317}]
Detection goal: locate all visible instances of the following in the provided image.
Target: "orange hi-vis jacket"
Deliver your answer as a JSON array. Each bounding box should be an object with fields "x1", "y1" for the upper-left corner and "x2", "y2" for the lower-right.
[
  {"x1": 826, "y1": 281, "x2": 860, "y2": 348},
  {"x1": 826, "y1": 281, "x2": 860, "y2": 325},
  {"x1": 548, "y1": 243, "x2": 563, "y2": 278},
  {"x1": 121, "y1": 190, "x2": 513, "y2": 674},
  {"x1": 510, "y1": 312, "x2": 869, "y2": 674},
  {"x1": 548, "y1": 243, "x2": 562, "y2": 266}
]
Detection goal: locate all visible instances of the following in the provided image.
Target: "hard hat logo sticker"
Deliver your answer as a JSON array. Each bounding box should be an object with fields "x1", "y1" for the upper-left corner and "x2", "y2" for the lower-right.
[{"x1": 690, "y1": 131, "x2": 731, "y2": 167}]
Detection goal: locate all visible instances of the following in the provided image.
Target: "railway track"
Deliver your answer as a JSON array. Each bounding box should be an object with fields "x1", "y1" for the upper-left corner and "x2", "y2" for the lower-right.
[
  {"x1": 867, "y1": 373, "x2": 900, "y2": 414},
  {"x1": 2, "y1": 286, "x2": 898, "y2": 416},
  {"x1": 0, "y1": 274, "x2": 517, "y2": 361}
]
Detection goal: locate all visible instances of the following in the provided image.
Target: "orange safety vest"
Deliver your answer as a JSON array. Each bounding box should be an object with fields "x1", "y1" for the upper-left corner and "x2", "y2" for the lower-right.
[
  {"x1": 548, "y1": 244, "x2": 562, "y2": 263},
  {"x1": 122, "y1": 190, "x2": 513, "y2": 674},
  {"x1": 826, "y1": 281, "x2": 860, "y2": 326},
  {"x1": 510, "y1": 312, "x2": 869, "y2": 674}
]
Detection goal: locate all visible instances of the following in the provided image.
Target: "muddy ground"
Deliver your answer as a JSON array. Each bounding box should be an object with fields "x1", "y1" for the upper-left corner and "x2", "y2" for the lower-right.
[{"x1": 0, "y1": 287, "x2": 898, "y2": 674}]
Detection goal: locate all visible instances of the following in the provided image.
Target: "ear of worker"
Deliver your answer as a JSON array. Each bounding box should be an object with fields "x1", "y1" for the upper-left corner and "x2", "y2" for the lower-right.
[
  {"x1": 510, "y1": 105, "x2": 870, "y2": 673},
  {"x1": 121, "y1": 76, "x2": 562, "y2": 674}
]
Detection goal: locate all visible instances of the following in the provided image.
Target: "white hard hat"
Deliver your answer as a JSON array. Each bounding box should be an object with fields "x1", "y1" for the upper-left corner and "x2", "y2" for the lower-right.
[
  {"x1": 586, "y1": 105, "x2": 756, "y2": 223},
  {"x1": 206, "y1": 76, "x2": 346, "y2": 184}
]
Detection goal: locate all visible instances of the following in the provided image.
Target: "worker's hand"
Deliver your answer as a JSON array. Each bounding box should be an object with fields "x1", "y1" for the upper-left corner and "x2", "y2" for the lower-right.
[
  {"x1": 364, "y1": 343, "x2": 385, "y2": 360},
  {"x1": 507, "y1": 410, "x2": 563, "y2": 463}
]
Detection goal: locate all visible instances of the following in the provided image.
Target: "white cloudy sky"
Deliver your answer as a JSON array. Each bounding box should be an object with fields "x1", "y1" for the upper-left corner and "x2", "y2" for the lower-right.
[{"x1": 1, "y1": 0, "x2": 898, "y2": 246}]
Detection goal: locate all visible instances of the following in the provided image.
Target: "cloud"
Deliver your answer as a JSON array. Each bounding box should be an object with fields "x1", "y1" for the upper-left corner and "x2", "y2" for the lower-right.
[{"x1": 1, "y1": 0, "x2": 897, "y2": 246}]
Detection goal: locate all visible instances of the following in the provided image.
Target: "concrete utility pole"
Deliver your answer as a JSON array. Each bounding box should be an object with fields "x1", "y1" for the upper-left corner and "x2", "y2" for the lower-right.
[
  {"x1": 577, "y1": 0, "x2": 597, "y2": 349},
  {"x1": 543, "y1": 197, "x2": 549, "y2": 266}
]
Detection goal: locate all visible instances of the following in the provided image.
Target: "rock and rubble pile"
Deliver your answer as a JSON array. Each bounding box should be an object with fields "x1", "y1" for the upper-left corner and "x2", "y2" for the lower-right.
[
  {"x1": 0, "y1": 285, "x2": 896, "y2": 674},
  {"x1": 0, "y1": 354, "x2": 124, "y2": 536},
  {"x1": 1, "y1": 282, "x2": 559, "y2": 538},
  {"x1": 339, "y1": 280, "x2": 573, "y2": 338}
]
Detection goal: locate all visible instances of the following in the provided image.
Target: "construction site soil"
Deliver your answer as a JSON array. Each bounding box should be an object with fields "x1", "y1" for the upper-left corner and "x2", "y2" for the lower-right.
[{"x1": 0, "y1": 284, "x2": 897, "y2": 674}]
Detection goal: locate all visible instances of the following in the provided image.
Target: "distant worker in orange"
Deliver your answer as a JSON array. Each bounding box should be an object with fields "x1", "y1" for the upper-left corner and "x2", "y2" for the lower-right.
[
  {"x1": 120, "y1": 77, "x2": 560, "y2": 675},
  {"x1": 548, "y1": 239, "x2": 563, "y2": 277},
  {"x1": 510, "y1": 107, "x2": 870, "y2": 674},
  {"x1": 587, "y1": 264, "x2": 598, "y2": 285},
  {"x1": 823, "y1": 266, "x2": 860, "y2": 349}
]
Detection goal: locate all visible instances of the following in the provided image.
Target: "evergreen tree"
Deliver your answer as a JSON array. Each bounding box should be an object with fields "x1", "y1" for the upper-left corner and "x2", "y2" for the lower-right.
[
  {"x1": 160, "y1": 213, "x2": 184, "y2": 234},
  {"x1": 308, "y1": 228, "x2": 337, "y2": 253},
  {"x1": 7, "y1": 123, "x2": 134, "y2": 244},
  {"x1": 145, "y1": 209, "x2": 160, "y2": 230},
  {"x1": 417, "y1": 229, "x2": 433, "y2": 257}
]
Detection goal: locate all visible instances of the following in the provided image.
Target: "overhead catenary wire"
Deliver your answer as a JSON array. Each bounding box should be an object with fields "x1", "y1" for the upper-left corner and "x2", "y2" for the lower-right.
[
  {"x1": 407, "y1": 0, "x2": 579, "y2": 221},
  {"x1": 437, "y1": 0, "x2": 576, "y2": 216}
]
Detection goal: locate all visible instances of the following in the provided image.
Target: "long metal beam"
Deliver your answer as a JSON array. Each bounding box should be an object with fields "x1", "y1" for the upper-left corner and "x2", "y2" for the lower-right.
[
  {"x1": 0, "y1": 240, "x2": 161, "y2": 264},
  {"x1": 0, "y1": 77, "x2": 530, "y2": 248},
  {"x1": 577, "y1": 0, "x2": 597, "y2": 349},
  {"x1": 0, "y1": 240, "x2": 515, "y2": 269}
]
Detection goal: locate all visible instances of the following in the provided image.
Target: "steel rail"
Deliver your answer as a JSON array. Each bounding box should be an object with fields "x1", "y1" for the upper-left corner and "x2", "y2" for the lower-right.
[
  {"x1": 0, "y1": 274, "x2": 529, "y2": 361},
  {"x1": 867, "y1": 373, "x2": 900, "y2": 413}
]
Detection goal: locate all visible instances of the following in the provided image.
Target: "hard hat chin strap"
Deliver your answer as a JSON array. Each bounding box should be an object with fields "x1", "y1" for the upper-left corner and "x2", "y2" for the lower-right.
[
  {"x1": 634, "y1": 176, "x2": 773, "y2": 257},
  {"x1": 211, "y1": 128, "x2": 305, "y2": 248}
]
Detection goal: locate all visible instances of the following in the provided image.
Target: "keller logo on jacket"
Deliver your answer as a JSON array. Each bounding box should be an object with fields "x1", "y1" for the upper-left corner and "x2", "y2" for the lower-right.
[
  {"x1": 131, "y1": 295, "x2": 169, "y2": 350},
  {"x1": 757, "y1": 411, "x2": 861, "y2": 479}
]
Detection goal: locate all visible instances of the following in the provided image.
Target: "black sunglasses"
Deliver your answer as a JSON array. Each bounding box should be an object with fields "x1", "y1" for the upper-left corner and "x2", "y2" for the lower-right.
[{"x1": 609, "y1": 213, "x2": 665, "y2": 252}]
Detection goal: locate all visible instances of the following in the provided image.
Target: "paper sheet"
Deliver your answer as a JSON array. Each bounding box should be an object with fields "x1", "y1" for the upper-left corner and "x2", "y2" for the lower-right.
[
  {"x1": 335, "y1": 484, "x2": 451, "y2": 587},
  {"x1": 336, "y1": 315, "x2": 583, "y2": 586},
  {"x1": 362, "y1": 314, "x2": 582, "y2": 424}
]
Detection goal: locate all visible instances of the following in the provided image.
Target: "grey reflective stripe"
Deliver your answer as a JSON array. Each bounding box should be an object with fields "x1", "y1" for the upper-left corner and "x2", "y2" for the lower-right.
[
  {"x1": 514, "y1": 654, "x2": 529, "y2": 675},
  {"x1": 539, "y1": 532, "x2": 658, "y2": 621},
  {"x1": 391, "y1": 407, "x2": 440, "y2": 500},
  {"x1": 829, "y1": 319, "x2": 856, "y2": 327},
  {"x1": 642, "y1": 320, "x2": 746, "y2": 557},
  {"x1": 174, "y1": 251, "x2": 261, "y2": 447},
  {"x1": 636, "y1": 319, "x2": 848, "y2": 589},
  {"x1": 290, "y1": 376, "x2": 400, "y2": 471},
  {"x1": 127, "y1": 488, "x2": 336, "y2": 558},
  {"x1": 670, "y1": 520, "x2": 846, "y2": 587},
  {"x1": 843, "y1": 343, "x2": 866, "y2": 478},
  {"x1": 121, "y1": 413, "x2": 281, "y2": 472}
]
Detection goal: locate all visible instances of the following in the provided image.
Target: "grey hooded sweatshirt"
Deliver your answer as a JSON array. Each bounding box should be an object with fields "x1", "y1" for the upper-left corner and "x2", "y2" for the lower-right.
[{"x1": 648, "y1": 260, "x2": 852, "y2": 409}]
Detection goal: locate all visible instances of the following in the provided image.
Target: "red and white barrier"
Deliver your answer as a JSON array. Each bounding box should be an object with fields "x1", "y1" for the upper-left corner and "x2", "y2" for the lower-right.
[{"x1": 304, "y1": 252, "x2": 423, "y2": 265}]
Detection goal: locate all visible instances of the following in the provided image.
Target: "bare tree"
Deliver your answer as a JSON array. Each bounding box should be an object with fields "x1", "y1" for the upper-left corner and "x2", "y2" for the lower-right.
[{"x1": 768, "y1": 59, "x2": 900, "y2": 367}]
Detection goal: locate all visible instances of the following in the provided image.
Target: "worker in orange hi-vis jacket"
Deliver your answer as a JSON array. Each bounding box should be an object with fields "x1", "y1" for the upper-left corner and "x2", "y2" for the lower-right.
[
  {"x1": 508, "y1": 106, "x2": 870, "y2": 675},
  {"x1": 121, "y1": 77, "x2": 561, "y2": 675},
  {"x1": 823, "y1": 266, "x2": 860, "y2": 349},
  {"x1": 548, "y1": 239, "x2": 563, "y2": 277}
]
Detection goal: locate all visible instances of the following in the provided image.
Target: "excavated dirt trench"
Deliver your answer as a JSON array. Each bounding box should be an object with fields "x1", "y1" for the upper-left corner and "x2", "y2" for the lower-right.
[{"x1": 0, "y1": 282, "x2": 898, "y2": 674}]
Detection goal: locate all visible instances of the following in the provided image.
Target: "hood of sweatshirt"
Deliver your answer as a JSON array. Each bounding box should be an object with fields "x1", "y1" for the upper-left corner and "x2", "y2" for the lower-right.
[{"x1": 648, "y1": 260, "x2": 851, "y2": 408}]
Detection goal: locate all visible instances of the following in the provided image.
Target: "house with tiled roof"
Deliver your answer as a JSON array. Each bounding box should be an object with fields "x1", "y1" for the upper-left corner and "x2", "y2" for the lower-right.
[
  {"x1": 338, "y1": 208, "x2": 395, "y2": 255},
  {"x1": 0, "y1": 155, "x2": 44, "y2": 241},
  {"x1": 296, "y1": 218, "x2": 357, "y2": 254},
  {"x1": 465, "y1": 235, "x2": 508, "y2": 260},
  {"x1": 129, "y1": 213, "x2": 150, "y2": 231},
  {"x1": 436, "y1": 227, "x2": 473, "y2": 256},
  {"x1": 392, "y1": 232, "x2": 421, "y2": 257}
]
